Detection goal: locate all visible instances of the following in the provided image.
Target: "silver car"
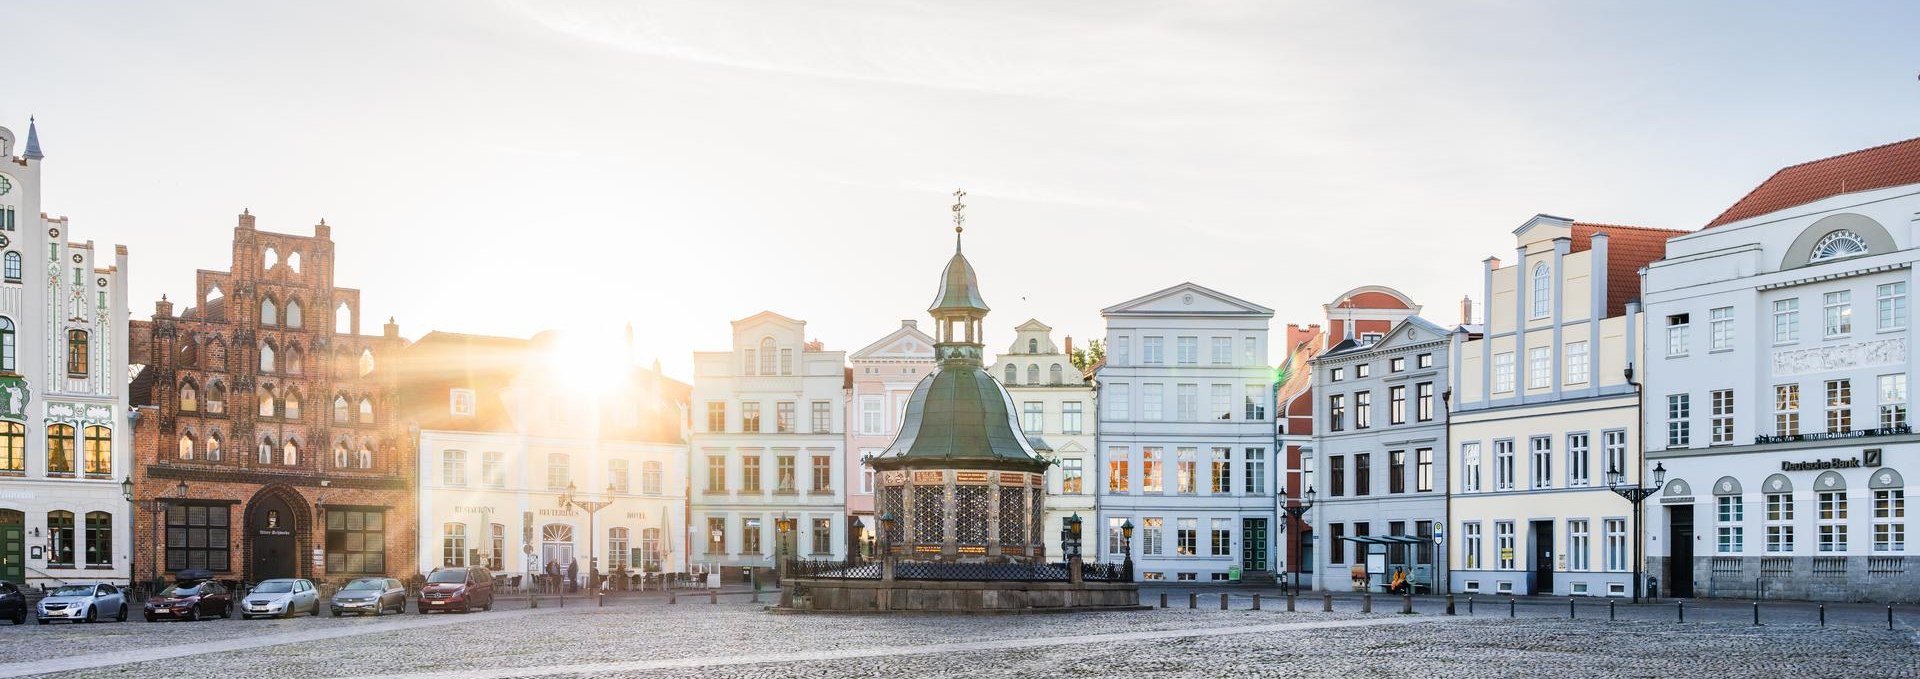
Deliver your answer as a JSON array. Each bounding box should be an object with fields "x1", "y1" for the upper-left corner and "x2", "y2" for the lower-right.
[
  {"x1": 330, "y1": 577, "x2": 406, "y2": 616},
  {"x1": 37, "y1": 583, "x2": 128, "y2": 624},
  {"x1": 239, "y1": 578, "x2": 320, "y2": 619}
]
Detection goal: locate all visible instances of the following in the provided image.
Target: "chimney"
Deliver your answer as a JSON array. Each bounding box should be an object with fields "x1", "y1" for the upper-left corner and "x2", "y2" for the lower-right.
[
  {"x1": 237, "y1": 209, "x2": 256, "y2": 230},
  {"x1": 1064, "y1": 335, "x2": 1074, "y2": 356},
  {"x1": 155, "y1": 294, "x2": 174, "y2": 318},
  {"x1": 1460, "y1": 296, "x2": 1473, "y2": 325},
  {"x1": 314, "y1": 218, "x2": 330, "y2": 240},
  {"x1": 384, "y1": 316, "x2": 400, "y2": 339}
]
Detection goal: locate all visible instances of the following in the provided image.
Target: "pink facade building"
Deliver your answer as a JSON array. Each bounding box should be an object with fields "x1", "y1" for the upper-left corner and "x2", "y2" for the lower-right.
[{"x1": 843, "y1": 320, "x2": 936, "y2": 555}]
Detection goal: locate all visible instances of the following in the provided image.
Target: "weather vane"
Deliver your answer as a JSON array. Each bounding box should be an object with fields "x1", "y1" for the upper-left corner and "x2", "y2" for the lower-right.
[{"x1": 951, "y1": 188, "x2": 967, "y2": 234}]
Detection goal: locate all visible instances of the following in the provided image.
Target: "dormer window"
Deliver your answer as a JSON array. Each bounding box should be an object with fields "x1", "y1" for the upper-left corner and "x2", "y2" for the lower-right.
[
  {"x1": 1530, "y1": 263, "x2": 1551, "y2": 318},
  {"x1": 1810, "y1": 230, "x2": 1868, "y2": 263}
]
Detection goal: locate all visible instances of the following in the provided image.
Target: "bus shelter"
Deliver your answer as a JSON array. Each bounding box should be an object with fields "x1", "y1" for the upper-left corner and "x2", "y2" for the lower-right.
[{"x1": 1340, "y1": 535, "x2": 1437, "y2": 593}]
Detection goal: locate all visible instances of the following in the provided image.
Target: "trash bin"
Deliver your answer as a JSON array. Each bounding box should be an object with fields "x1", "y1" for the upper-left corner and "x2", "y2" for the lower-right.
[
  {"x1": 1228, "y1": 566, "x2": 1243, "y2": 582},
  {"x1": 1647, "y1": 577, "x2": 1659, "y2": 599}
]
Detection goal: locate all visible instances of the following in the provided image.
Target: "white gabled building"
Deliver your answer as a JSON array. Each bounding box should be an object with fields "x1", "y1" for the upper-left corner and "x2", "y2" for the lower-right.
[
  {"x1": 1096, "y1": 283, "x2": 1277, "y2": 583},
  {"x1": 989, "y1": 319, "x2": 1095, "y2": 560},
  {"x1": 0, "y1": 121, "x2": 134, "y2": 588},
  {"x1": 1643, "y1": 137, "x2": 1920, "y2": 601},
  {"x1": 691, "y1": 313, "x2": 849, "y2": 574}
]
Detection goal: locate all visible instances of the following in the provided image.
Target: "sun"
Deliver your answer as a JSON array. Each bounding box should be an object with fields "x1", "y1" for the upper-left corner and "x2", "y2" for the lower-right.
[{"x1": 542, "y1": 325, "x2": 633, "y2": 394}]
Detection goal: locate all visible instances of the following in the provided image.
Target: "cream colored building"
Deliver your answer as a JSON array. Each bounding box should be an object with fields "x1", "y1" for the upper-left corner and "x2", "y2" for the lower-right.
[
  {"x1": 989, "y1": 319, "x2": 1095, "y2": 560},
  {"x1": 1448, "y1": 215, "x2": 1678, "y2": 597}
]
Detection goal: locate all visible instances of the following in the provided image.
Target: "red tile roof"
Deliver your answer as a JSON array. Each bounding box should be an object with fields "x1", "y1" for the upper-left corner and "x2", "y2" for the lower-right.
[
  {"x1": 1706, "y1": 136, "x2": 1920, "y2": 228},
  {"x1": 1571, "y1": 222, "x2": 1690, "y2": 317}
]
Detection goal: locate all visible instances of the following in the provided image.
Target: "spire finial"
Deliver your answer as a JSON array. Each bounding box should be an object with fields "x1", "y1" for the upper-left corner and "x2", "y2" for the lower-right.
[
  {"x1": 23, "y1": 116, "x2": 43, "y2": 160},
  {"x1": 951, "y1": 188, "x2": 967, "y2": 252}
]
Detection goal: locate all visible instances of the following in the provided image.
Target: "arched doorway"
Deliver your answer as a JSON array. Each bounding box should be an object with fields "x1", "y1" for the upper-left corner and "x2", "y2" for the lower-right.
[{"x1": 246, "y1": 489, "x2": 305, "y2": 581}]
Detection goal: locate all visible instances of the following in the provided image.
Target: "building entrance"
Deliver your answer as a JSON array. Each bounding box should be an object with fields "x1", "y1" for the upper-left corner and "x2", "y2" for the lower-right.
[
  {"x1": 1667, "y1": 506, "x2": 1694, "y2": 598},
  {"x1": 0, "y1": 510, "x2": 22, "y2": 584},
  {"x1": 1241, "y1": 518, "x2": 1268, "y2": 571},
  {"x1": 1529, "y1": 520, "x2": 1554, "y2": 595},
  {"x1": 248, "y1": 495, "x2": 298, "y2": 581}
]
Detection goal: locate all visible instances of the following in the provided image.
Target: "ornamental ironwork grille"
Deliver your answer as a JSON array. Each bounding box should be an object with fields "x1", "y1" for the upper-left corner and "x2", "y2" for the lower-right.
[
  {"x1": 955, "y1": 485, "x2": 989, "y2": 544},
  {"x1": 879, "y1": 486, "x2": 905, "y2": 544},
  {"x1": 1031, "y1": 488, "x2": 1045, "y2": 545},
  {"x1": 998, "y1": 487, "x2": 1025, "y2": 545},
  {"x1": 913, "y1": 485, "x2": 945, "y2": 544}
]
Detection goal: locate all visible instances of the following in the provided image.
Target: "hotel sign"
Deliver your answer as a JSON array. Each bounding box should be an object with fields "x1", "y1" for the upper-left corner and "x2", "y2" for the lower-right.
[{"x1": 1781, "y1": 449, "x2": 1882, "y2": 472}]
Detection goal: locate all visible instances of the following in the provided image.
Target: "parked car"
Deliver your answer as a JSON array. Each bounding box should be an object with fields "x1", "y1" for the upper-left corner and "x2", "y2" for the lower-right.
[
  {"x1": 0, "y1": 582, "x2": 26, "y2": 625},
  {"x1": 330, "y1": 577, "x2": 406, "y2": 616},
  {"x1": 239, "y1": 579, "x2": 320, "y2": 619},
  {"x1": 36, "y1": 583, "x2": 128, "y2": 624},
  {"x1": 418, "y1": 566, "x2": 492, "y2": 614},
  {"x1": 144, "y1": 580, "x2": 233, "y2": 622}
]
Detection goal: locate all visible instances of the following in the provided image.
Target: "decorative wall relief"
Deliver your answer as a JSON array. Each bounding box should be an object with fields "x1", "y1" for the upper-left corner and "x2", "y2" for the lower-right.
[{"x1": 1771, "y1": 337, "x2": 1906, "y2": 377}]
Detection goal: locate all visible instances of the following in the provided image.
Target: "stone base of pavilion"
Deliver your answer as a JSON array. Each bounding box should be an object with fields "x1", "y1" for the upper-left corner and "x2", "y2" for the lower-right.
[{"x1": 773, "y1": 561, "x2": 1144, "y2": 614}]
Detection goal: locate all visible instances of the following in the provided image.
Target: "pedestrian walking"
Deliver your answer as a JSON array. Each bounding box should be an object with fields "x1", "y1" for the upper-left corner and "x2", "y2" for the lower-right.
[
  {"x1": 567, "y1": 559, "x2": 579, "y2": 593},
  {"x1": 545, "y1": 558, "x2": 560, "y2": 594}
]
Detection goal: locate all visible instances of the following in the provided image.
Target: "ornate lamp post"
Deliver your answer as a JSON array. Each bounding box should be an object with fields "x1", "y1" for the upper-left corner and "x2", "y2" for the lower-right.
[
  {"x1": 1061, "y1": 513, "x2": 1083, "y2": 560},
  {"x1": 557, "y1": 482, "x2": 616, "y2": 607},
  {"x1": 1607, "y1": 461, "x2": 1666, "y2": 604},
  {"x1": 849, "y1": 516, "x2": 866, "y2": 565},
  {"x1": 1120, "y1": 519, "x2": 1135, "y2": 581},
  {"x1": 1281, "y1": 485, "x2": 1316, "y2": 594},
  {"x1": 774, "y1": 515, "x2": 797, "y2": 583}
]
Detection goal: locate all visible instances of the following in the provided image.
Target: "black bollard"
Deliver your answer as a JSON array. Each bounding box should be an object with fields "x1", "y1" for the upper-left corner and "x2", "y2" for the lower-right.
[
  {"x1": 1189, "y1": 591, "x2": 1197, "y2": 609},
  {"x1": 1678, "y1": 600, "x2": 1685, "y2": 623},
  {"x1": 1362, "y1": 593, "x2": 1372, "y2": 613},
  {"x1": 1401, "y1": 593, "x2": 1413, "y2": 615},
  {"x1": 1220, "y1": 593, "x2": 1228, "y2": 611},
  {"x1": 1819, "y1": 603, "x2": 1826, "y2": 627},
  {"x1": 1890, "y1": 604, "x2": 1896, "y2": 630},
  {"x1": 1753, "y1": 601, "x2": 1760, "y2": 626},
  {"x1": 1287, "y1": 594, "x2": 1296, "y2": 612},
  {"x1": 1509, "y1": 598, "x2": 1515, "y2": 618},
  {"x1": 1570, "y1": 598, "x2": 1576, "y2": 619},
  {"x1": 1252, "y1": 593, "x2": 1261, "y2": 611},
  {"x1": 1322, "y1": 593, "x2": 1333, "y2": 612},
  {"x1": 1159, "y1": 592, "x2": 1168, "y2": 609},
  {"x1": 1609, "y1": 599, "x2": 1615, "y2": 621},
  {"x1": 1468, "y1": 596, "x2": 1474, "y2": 616},
  {"x1": 1445, "y1": 594, "x2": 1455, "y2": 616}
]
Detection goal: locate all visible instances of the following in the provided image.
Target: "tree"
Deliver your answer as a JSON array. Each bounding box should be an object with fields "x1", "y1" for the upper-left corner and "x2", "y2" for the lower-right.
[{"x1": 1069, "y1": 339, "x2": 1105, "y2": 372}]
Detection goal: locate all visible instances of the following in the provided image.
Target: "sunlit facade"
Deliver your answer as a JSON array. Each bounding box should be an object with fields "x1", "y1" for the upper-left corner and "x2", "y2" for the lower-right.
[
  {"x1": 845, "y1": 319, "x2": 935, "y2": 553},
  {"x1": 989, "y1": 319, "x2": 1095, "y2": 560}
]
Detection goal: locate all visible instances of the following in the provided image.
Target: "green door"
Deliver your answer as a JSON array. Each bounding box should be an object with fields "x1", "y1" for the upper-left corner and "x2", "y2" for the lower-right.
[
  {"x1": 1241, "y1": 518, "x2": 1269, "y2": 571},
  {"x1": 0, "y1": 510, "x2": 23, "y2": 584}
]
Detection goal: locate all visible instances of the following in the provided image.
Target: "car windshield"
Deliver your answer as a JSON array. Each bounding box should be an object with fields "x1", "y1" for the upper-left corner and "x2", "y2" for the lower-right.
[
  {"x1": 50, "y1": 585, "x2": 93, "y2": 597},
  {"x1": 426, "y1": 570, "x2": 467, "y2": 584},
  {"x1": 159, "y1": 584, "x2": 203, "y2": 597},
  {"x1": 253, "y1": 581, "x2": 293, "y2": 593},
  {"x1": 342, "y1": 579, "x2": 384, "y2": 591}
]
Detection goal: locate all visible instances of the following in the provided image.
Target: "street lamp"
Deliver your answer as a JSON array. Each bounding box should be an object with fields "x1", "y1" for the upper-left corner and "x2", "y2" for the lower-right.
[
  {"x1": 1061, "y1": 513, "x2": 1083, "y2": 561},
  {"x1": 877, "y1": 511, "x2": 896, "y2": 557},
  {"x1": 1120, "y1": 519, "x2": 1135, "y2": 581},
  {"x1": 774, "y1": 516, "x2": 797, "y2": 582},
  {"x1": 1281, "y1": 485, "x2": 1316, "y2": 595},
  {"x1": 557, "y1": 482, "x2": 617, "y2": 606},
  {"x1": 1608, "y1": 461, "x2": 1666, "y2": 603},
  {"x1": 849, "y1": 516, "x2": 865, "y2": 564}
]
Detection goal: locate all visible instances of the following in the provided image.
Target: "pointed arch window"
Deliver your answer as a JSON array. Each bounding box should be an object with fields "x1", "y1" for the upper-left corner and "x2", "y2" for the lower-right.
[
  {"x1": 357, "y1": 442, "x2": 374, "y2": 469},
  {"x1": 285, "y1": 299, "x2": 302, "y2": 328},
  {"x1": 333, "y1": 442, "x2": 350, "y2": 469},
  {"x1": 282, "y1": 438, "x2": 299, "y2": 466},
  {"x1": 260, "y1": 296, "x2": 278, "y2": 326},
  {"x1": 334, "y1": 394, "x2": 350, "y2": 423},
  {"x1": 284, "y1": 389, "x2": 302, "y2": 420},
  {"x1": 178, "y1": 431, "x2": 195, "y2": 460},
  {"x1": 285, "y1": 346, "x2": 303, "y2": 375},
  {"x1": 206, "y1": 381, "x2": 226, "y2": 414},
  {"x1": 179, "y1": 381, "x2": 199, "y2": 412},
  {"x1": 257, "y1": 385, "x2": 277, "y2": 418},
  {"x1": 2, "y1": 252, "x2": 18, "y2": 282},
  {"x1": 207, "y1": 339, "x2": 227, "y2": 372},
  {"x1": 66, "y1": 330, "x2": 88, "y2": 376},
  {"x1": 1811, "y1": 230, "x2": 1869, "y2": 262},
  {"x1": 258, "y1": 436, "x2": 275, "y2": 465},
  {"x1": 206, "y1": 431, "x2": 222, "y2": 461},
  {"x1": 1530, "y1": 263, "x2": 1552, "y2": 319},
  {"x1": 358, "y1": 348, "x2": 375, "y2": 377},
  {"x1": 358, "y1": 397, "x2": 374, "y2": 424},
  {"x1": 259, "y1": 342, "x2": 276, "y2": 372},
  {"x1": 0, "y1": 316, "x2": 13, "y2": 372},
  {"x1": 758, "y1": 338, "x2": 777, "y2": 375}
]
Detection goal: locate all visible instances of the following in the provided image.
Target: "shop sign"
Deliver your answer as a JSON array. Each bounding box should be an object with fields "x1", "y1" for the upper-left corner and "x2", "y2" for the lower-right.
[{"x1": 1781, "y1": 449, "x2": 1881, "y2": 472}]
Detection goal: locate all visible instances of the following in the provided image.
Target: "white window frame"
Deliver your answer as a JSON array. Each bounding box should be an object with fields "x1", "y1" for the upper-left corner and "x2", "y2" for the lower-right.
[
  {"x1": 1716, "y1": 495, "x2": 1745, "y2": 553},
  {"x1": 1818, "y1": 491, "x2": 1847, "y2": 552},
  {"x1": 1667, "y1": 394, "x2": 1691, "y2": 447},
  {"x1": 1765, "y1": 492, "x2": 1794, "y2": 553},
  {"x1": 1494, "y1": 440, "x2": 1515, "y2": 491},
  {"x1": 1604, "y1": 519, "x2": 1628, "y2": 572},
  {"x1": 1564, "y1": 341, "x2": 1589, "y2": 385},
  {"x1": 1566, "y1": 432, "x2": 1589, "y2": 487},
  {"x1": 1873, "y1": 489, "x2": 1906, "y2": 553},
  {"x1": 1529, "y1": 436, "x2": 1552, "y2": 489},
  {"x1": 1527, "y1": 347, "x2": 1551, "y2": 389},
  {"x1": 1826, "y1": 379, "x2": 1852, "y2": 434},
  {"x1": 1774, "y1": 384, "x2": 1800, "y2": 438},
  {"x1": 1666, "y1": 314, "x2": 1690, "y2": 357},
  {"x1": 1568, "y1": 519, "x2": 1590, "y2": 571},
  {"x1": 1772, "y1": 298, "x2": 1799, "y2": 344},
  {"x1": 1530, "y1": 263, "x2": 1551, "y2": 319},
  {"x1": 1824, "y1": 291, "x2": 1852, "y2": 338},
  {"x1": 1460, "y1": 442, "x2": 1482, "y2": 493},
  {"x1": 1710, "y1": 389, "x2": 1734, "y2": 445},
  {"x1": 1879, "y1": 374, "x2": 1908, "y2": 430},
  {"x1": 1878, "y1": 282, "x2": 1908, "y2": 331},
  {"x1": 449, "y1": 388, "x2": 475, "y2": 416},
  {"x1": 1493, "y1": 353, "x2": 1515, "y2": 393},
  {"x1": 1708, "y1": 307, "x2": 1733, "y2": 351}
]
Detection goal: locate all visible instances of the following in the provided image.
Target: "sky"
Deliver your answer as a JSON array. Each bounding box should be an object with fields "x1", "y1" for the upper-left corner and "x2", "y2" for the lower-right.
[{"x1": 5, "y1": 0, "x2": 1919, "y2": 380}]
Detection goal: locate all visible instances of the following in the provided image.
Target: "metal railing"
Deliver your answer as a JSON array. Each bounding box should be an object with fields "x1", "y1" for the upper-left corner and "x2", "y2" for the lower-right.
[{"x1": 784, "y1": 558, "x2": 1131, "y2": 583}]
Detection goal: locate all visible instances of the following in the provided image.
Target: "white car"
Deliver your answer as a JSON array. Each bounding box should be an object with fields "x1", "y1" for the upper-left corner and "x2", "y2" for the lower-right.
[
  {"x1": 240, "y1": 579, "x2": 321, "y2": 619},
  {"x1": 37, "y1": 583, "x2": 128, "y2": 624}
]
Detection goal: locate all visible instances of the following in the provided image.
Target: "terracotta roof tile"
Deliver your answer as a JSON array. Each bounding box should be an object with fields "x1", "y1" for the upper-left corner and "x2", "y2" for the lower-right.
[
  {"x1": 1706, "y1": 136, "x2": 1920, "y2": 228},
  {"x1": 1571, "y1": 222, "x2": 1690, "y2": 317}
]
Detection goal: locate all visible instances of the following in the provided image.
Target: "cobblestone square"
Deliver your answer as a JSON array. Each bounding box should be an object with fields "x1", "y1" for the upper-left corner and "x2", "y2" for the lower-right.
[{"x1": 1, "y1": 596, "x2": 1910, "y2": 679}]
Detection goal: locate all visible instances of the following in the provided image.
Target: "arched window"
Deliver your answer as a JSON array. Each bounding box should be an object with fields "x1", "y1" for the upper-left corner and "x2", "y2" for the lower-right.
[
  {"x1": 334, "y1": 395, "x2": 350, "y2": 423},
  {"x1": 358, "y1": 348, "x2": 375, "y2": 377},
  {"x1": 2, "y1": 252, "x2": 19, "y2": 282},
  {"x1": 285, "y1": 299, "x2": 302, "y2": 328},
  {"x1": 357, "y1": 442, "x2": 373, "y2": 469},
  {"x1": 758, "y1": 338, "x2": 777, "y2": 375},
  {"x1": 179, "y1": 381, "x2": 198, "y2": 412},
  {"x1": 284, "y1": 389, "x2": 302, "y2": 420},
  {"x1": 335, "y1": 302, "x2": 352, "y2": 335},
  {"x1": 206, "y1": 432, "x2": 222, "y2": 461},
  {"x1": 1004, "y1": 363, "x2": 1017, "y2": 384},
  {"x1": 1812, "y1": 230, "x2": 1870, "y2": 262},
  {"x1": 259, "y1": 296, "x2": 278, "y2": 326},
  {"x1": 285, "y1": 346, "x2": 303, "y2": 375},
  {"x1": 1530, "y1": 263, "x2": 1551, "y2": 318},
  {"x1": 206, "y1": 381, "x2": 226, "y2": 414},
  {"x1": 286, "y1": 251, "x2": 301, "y2": 273},
  {"x1": 1049, "y1": 364, "x2": 1063, "y2": 385},
  {"x1": 282, "y1": 438, "x2": 299, "y2": 465},
  {"x1": 443, "y1": 523, "x2": 467, "y2": 567},
  {"x1": 177, "y1": 340, "x2": 197, "y2": 368},
  {"x1": 1027, "y1": 364, "x2": 1040, "y2": 385},
  {"x1": 83, "y1": 425, "x2": 110, "y2": 475},
  {"x1": 66, "y1": 330, "x2": 88, "y2": 376},
  {"x1": 0, "y1": 317, "x2": 13, "y2": 372},
  {"x1": 333, "y1": 441, "x2": 350, "y2": 469},
  {"x1": 257, "y1": 385, "x2": 276, "y2": 418},
  {"x1": 258, "y1": 436, "x2": 275, "y2": 465},
  {"x1": 1028, "y1": 338, "x2": 1039, "y2": 353},
  {"x1": 259, "y1": 341, "x2": 276, "y2": 372},
  {"x1": 46, "y1": 424, "x2": 74, "y2": 474},
  {"x1": 359, "y1": 397, "x2": 374, "y2": 423},
  {"x1": 178, "y1": 431, "x2": 195, "y2": 460}
]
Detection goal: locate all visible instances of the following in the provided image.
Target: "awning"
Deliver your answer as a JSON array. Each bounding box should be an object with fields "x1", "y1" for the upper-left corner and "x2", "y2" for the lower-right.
[{"x1": 1338, "y1": 535, "x2": 1430, "y2": 545}]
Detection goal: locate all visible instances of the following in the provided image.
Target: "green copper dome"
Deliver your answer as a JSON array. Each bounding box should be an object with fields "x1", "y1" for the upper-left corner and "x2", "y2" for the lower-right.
[
  {"x1": 868, "y1": 359, "x2": 1046, "y2": 472},
  {"x1": 929, "y1": 250, "x2": 990, "y2": 314}
]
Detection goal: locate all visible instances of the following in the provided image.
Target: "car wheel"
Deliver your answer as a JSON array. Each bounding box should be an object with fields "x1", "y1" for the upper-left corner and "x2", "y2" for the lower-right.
[
  {"x1": 116, "y1": 604, "x2": 128, "y2": 622},
  {"x1": 10, "y1": 611, "x2": 23, "y2": 625},
  {"x1": 145, "y1": 615, "x2": 157, "y2": 623},
  {"x1": 241, "y1": 614, "x2": 253, "y2": 620},
  {"x1": 36, "y1": 619, "x2": 47, "y2": 625},
  {"x1": 187, "y1": 606, "x2": 200, "y2": 623},
  {"x1": 219, "y1": 603, "x2": 230, "y2": 619},
  {"x1": 85, "y1": 606, "x2": 97, "y2": 623},
  {"x1": 310, "y1": 602, "x2": 320, "y2": 617}
]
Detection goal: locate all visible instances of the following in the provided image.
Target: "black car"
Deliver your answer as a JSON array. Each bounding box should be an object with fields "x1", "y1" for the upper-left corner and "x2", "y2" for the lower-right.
[
  {"x1": 144, "y1": 580, "x2": 233, "y2": 622},
  {"x1": 0, "y1": 582, "x2": 25, "y2": 625}
]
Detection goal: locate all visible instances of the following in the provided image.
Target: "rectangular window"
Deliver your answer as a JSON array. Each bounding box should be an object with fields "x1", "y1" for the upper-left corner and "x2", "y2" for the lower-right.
[
  {"x1": 1819, "y1": 491, "x2": 1848, "y2": 552},
  {"x1": 448, "y1": 525, "x2": 473, "y2": 567},
  {"x1": 1825, "y1": 291, "x2": 1852, "y2": 337},
  {"x1": 1416, "y1": 382, "x2": 1434, "y2": 421},
  {"x1": 1143, "y1": 336, "x2": 1164, "y2": 364},
  {"x1": 1211, "y1": 337, "x2": 1232, "y2": 365},
  {"x1": 482, "y1": 451, "x2": 505, "y2": 488},
  {"x1": 1023, "y1": 401, "x2": 1044, "y2": 432},
  {"x1": 1211, "y1": 384, "x2": 1232, "y2": 421},
  {"x1": 1566, "y1": 433, "x2": 1589, "y2": 487},
  {"x1": 1210, "y1": 447, "x2": 1231, "y2": 494},
  {"x1": 1417, "y1": 353, "x2": 1433, "y2": 369},
  {"x1": 706, "y1": 456, "x2": 726, "y2": 492},
  {"x1": 1330, "y1": 367, "x2": 1344, "y2": 382},
  {"x1": 1773, "y1": 298, "x2": 1800, "y2": 344},
  {"x1": 1176, "y1": 448, "x2": 1197, "y2": 494},
  {"x1": 1826, "y1": 379, "x2": 1852, "y2": 433},
  {"x1": 1878, "y1": 282, "x2": 1908, "y2": 331},
  {"x1": 1142, "y1": 517, "x2": 1164, "y2": 556},
  {"x1": 1775, "y1": 384, "x2": 1801, "y2": 437},
  {"x1": 1527, "y1": 346, "x2": 1551, "y2": 389},
  {"x1": 1873, "y1": 489, "x2": 1906, "y2": 552},
  {"x1": 1354, "y1": 391, "x2": 1372, "y2": 429},
  {"x1": 707, "y1": 402, "x2": 727, "y2": 432},
  {"x1": 46, "y1": 512, "x2": 74, "y2": 566},
  {"x1": 708, "y1": 517, "x2": 727, "y2": 554},
  {"x1": 1390, "y1": 357, "x2": 1405, "y2": 373},
  {"x1": 1388, "y1": 385, "x2": 1406, "y2": 425},
  {"x1": 742, "y1": 402, "x2": 762, "y2": 432},
  {"x1": 1604, "y1": 431, "x2": 1627, "y2": 482},
  {"x1": 450, "y1": 389, "x2": 475, "y2": 416},
  {"x1": 1667, "y1": 394, "x2": 1691, "y2": 447},
  {"x1": 1211, "y1": 518, "x2": 1232, "y2": 556},
  {"x1": 1604, "y1": 519, "x2": 1628, "y2": 572},
  {"x1": 1462, "y1": 522, "x2": 1482, "y2": 570},
  {"x1": 1496, "y1": 522, "x2": 1516, "y2": 570},
  {"x1": 1244, "y1": 448, "x2": 1266, "y2": 495},
  {"x1": 1460, "y1": 442, "x2": 1481, "y2": 493},
  {"x1": 1354, "y1": 453, "x2": 1372, "y2": 496},
  {"x1": 1765, "y1": 493, "x2": 1794, "y2": 553},
  {"x1": 1176, "y1": 336, "x2": 1197, "y2": 365},
  {"x1": 442, "y1": 450, "x2": 466, "y2": 486},
  {"x1": 1109, "y1": 518, "x2": 1126, "y2": 557},
  {"x1": 1710, "y1": 389, "x2": 1735, "y2": 445},
  {"x1": 1142, "y1": 384, "x2": 1163, "y2": 421},
  {"x1": 861, "y1": 398, "x2": 883, "y2": 434},
  {"x1": 1244, "y1": 337, "x2": 1257, "y2": 364},
  {"x1": 1494, "y1": 440, "x2": 1515, "y2": 490},
  {"x1": 1709, "y1": 306, "x2": 1734, "y2": 351},
  {"x1": 1176, "y1": 518, "x2": 1197, "y2": 556},
  {"x1": 1142, "y1": 447, "x2": 1163, "y2": 493},
  {"x1": 1568, "y1": 520, "x2": 1590, "y2": 571},
  {"x1": 1176, "y1": 384, "x2": 1198, "y2": 421},
  {"x1": 811, "y1": 518, "x2": 831, "y2": 555},
  {"x1": 1667, "y1": 313, "x2": 1690, "y2": 357},
  {"x1": 1717, "y1": 496, "x2": 1745, "y2": 553},
  {"x1": 1329, "y1": 455, "x2": 1346, "y2": 497},
  {"x1": 1356, "y1": 363, "x2": 1371, "y2": 378},
  {"x1": 740, "y1": 518, "x2": 761, "y2": 555},
  {"x1": 1062, "y1": 402, "x2": 1083, "y2": 433},
  {"x1": 1529, "y1": 436, "x2": 1552, "y2": 489},
  {"x1": 811, "y1": 455, "x2": 832, "y2": 493},
  {"x1": 1880, "y1": 374, "x2": 1909, "y2": 430},
  {"x1": 743, "y1": 456, "x2": 762, "y2": 492},
  {"x1": 165, "y1": 504, "x2": 231, "y2": 573},
  {"x1": 1062, "y1": 458, "x2": 1083, "y2": 495},
  {"x1": 776, "y1": 455, "x2": 796, "y2": 492},
  {"x1": 1329, "y1": 523, "x2": 1346, "y2": 564},
  {"x1": 1328, "y1": 394, "x2": 1346, "y2": 431},
  {"x1": 1113, "y1": 335, "x2": 1130, "y2": 367},
  {"x1": 779, "y1": 348, "x2": 793, "y2": 375},
  {"x1": 1108, "y1": 384, "x2": 1129, "y2": 419},
  {"x1": 67, "y1": 330, "x2": 88, "y2": 376},
  {"x1": 325, "y1": 509, "x2": 385, "y2": 574},
  {"x1": 1493, "y1": 352, "x2": 1515, "y2": 393},
  {"x1": 1565, "y1": 341, "x2": 1589, "y2": 385},
  {"x1": 811, "y1": 401, "x2": 832, "y2": 433},
  {"x1": 1244, "y1": 385, "x2": 1266, "y2": 420},
  {"x1": 1107, "y1": 447, "x2": 1130, "y2": 494},
  {"x1": 547, "y1": 453, "x2": 570, "y2": 490},
  {"x1": 1388, "y1": 451, "x2": 1406, "y2": 494},
  {"x1": 776, "y1": 402, "x2": 795, "y2": 433}
]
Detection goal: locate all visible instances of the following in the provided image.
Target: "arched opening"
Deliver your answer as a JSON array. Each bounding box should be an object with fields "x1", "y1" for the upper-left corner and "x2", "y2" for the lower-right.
[
  {"x1": 358, "y1": 348, "x2": 375, "y2": 377},
  {"x1": 333, "y1": 394, "x2": 349, "y2": 423},
  {"x1": 286, "y1": 251, "x2": 301, "y2": 273},
  {"x1": 359, "y1": 397, "x2": 375, "y2": 424},
  {"x1": 260, "y1": 295, "x2": 278, "y2": 326},
  {"x1": 178, "y1": 430, "x2": 196, "y2": 460},
  {"x1": 335, "y1": 302, "x2": 353, "y2": 335},
  {"x1": 179, "y1": 380, "x2": 199, "y2": 412},
  {"x1": 285, "y1": 299, "x2": 303, "y2": 328},
  {"x1": 259, "y1": 341, "x2": 276, "y2": 372},
  {"x1": 284, "y1": 388, "x2": 302, "y2": 420},
  {"x1": 282, "y1": 438, "x2": 299, "y2": 466},
  {"x1": 262, "y1": 246, "x2": 280, "y2": 270},
  {"x1": 758, "y1": 337, "x2": 777, "y2": 375},
  {"x1": 206, "y1": 431, "x2": 222, "y2": 461},
  {"x1": 1028, "y1": 338, "x2": 1039, "y2": 353},
  {"x1": 206, "y1": 381, "x2": 227, "y2": 414},
  {"x1": 284, "y1": 346, "x2": 303, "y2": 375},
  {"x1": 244, "y1": 486, "x2": 306, "y2": 581}
]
